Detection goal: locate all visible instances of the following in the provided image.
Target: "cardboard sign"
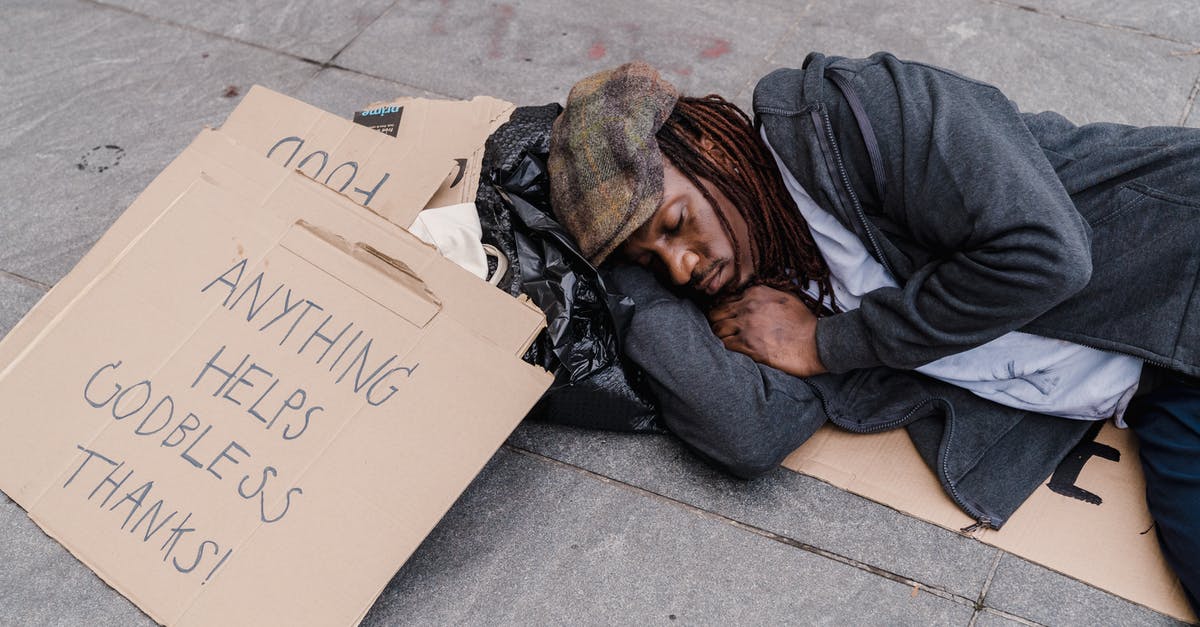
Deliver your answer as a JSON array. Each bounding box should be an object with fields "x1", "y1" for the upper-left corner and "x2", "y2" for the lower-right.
[
  {"x1": 783, "y1": 421, "x2": 1195, "y2": 622},
  {"x1": 221, "y1": 86, "x2": 513, "y2": 227},
  {"x1": 0, "y1": 94, "x2": 552, "y2": 625}
]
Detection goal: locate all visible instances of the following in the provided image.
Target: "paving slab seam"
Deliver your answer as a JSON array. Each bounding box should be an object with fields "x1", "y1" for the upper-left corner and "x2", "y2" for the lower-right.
[
  {"x1": 504, "y1": 443, "x2": 983, "y2": 612},
  {"x1": 0, "y1": 269, "x2": 50, "y2": 292},
  {"x1": 79, "y1": 0, "x2": 329, "y2": 68},
  {"x1": 974, "y1": 608, "x2": 1048, "y2": 626},
  {"x1": 79, "y1": 0, "x2": 454, "y2": 120},
  {"x1": 325, "y1": 0, "x2": 402, "y2": 67},
  {"x1": 985, "y1": 0, "x2": 1199, "y2": 47},
  {"x1": 967, "y1": 551, "x2": 1012, "y2": 626}
]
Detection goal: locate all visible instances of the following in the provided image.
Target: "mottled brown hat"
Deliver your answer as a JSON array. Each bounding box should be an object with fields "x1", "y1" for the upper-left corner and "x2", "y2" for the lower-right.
[{"x1": 549, "y1": 61, "x2": 679, "y2": 265}]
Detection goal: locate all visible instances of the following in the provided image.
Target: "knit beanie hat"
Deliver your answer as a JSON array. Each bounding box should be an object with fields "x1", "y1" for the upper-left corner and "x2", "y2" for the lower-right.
[{"x1": 548, "y1": 61, "x2": 679, "y2": 265}]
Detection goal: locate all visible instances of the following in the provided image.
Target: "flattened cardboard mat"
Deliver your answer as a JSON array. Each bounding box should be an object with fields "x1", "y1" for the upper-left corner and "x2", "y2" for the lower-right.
[
  {"x1": 0, "y1": 88, "x2": 550, "y2": 626},
  {"x1": 783, "y1": 421, "x2": 1196, "y2": 622}
]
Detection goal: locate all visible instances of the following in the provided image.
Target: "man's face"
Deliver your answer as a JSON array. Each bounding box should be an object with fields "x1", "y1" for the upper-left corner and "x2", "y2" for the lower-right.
[{"x1": 620, "y1": 159, "x2": 755, "y2": 298}]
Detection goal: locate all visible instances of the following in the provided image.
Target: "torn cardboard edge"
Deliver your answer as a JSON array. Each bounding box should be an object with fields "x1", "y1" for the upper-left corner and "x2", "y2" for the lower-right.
[
  {"x1": 357, "y1": 95, "x2": 515, "y2": 210},
  {"x1": 281, "y1": 221, "x2": 443, "y2": 329},
  {"x1": 214, "y1": 86, "x2": 514, "y2": 228},
  {"x1": 782, "y1": 422, "x2": 1195, "y2": 622}
]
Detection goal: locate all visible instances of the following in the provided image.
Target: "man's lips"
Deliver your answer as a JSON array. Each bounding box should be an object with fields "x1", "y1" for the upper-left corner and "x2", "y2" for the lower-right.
[{"x1": 699, "y1": 262, "x2": 726, "y2": 296}]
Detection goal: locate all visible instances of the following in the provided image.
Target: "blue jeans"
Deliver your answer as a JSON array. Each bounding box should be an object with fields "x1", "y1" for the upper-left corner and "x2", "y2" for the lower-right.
[{"x1": 1127, "y1": 378, "x2": 1200, "y2": 614}]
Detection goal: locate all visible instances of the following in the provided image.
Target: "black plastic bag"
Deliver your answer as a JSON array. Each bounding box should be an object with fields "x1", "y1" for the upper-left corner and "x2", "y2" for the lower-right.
[{"x1": 475, "y1": 105, "x2": 661, "y2": 432}]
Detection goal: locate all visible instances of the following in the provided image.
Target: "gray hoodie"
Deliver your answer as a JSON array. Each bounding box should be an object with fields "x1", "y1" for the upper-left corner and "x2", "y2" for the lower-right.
[
  {"x1": 606, "y1": 51, "x2": 1200, "y2": 529},
  {"x1": 755, "y1": 52, "x2": 1200, "y2": 377}
]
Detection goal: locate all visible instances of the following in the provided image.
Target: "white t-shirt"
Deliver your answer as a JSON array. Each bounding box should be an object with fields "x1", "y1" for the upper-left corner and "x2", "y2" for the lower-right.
[{"x1": 762, "y1": 132, "x2": 1142, "y2": 423}]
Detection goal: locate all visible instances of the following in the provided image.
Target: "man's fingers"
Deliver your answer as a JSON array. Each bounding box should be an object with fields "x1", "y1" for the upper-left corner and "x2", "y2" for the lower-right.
[
  {"x1": 720, "y1": 334, "x2": 756, "y2": 360},
  {"x1": 707, "y1": 301, "x2": 739, "y2": 322},
  {"x1": 710, "y1": 319, "x2": 739, "y2": 338}
]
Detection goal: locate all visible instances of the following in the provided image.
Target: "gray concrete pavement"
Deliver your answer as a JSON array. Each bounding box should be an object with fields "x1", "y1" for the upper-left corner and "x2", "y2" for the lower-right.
[{"x1": 2, "y1": 0, "x2": 1197, "y2": 624}]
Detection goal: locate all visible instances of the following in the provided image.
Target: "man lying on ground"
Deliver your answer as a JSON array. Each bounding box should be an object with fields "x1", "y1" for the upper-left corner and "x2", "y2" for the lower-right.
[{"x1": 546, "y1": 55, "x2": 1200, "y2": 612}]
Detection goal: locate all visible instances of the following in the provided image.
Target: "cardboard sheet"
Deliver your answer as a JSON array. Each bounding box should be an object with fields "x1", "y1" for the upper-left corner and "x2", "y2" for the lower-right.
[
  {"x1": 783, "y1": 422, "x2": 1195, "y2": 622},
  {"x1": 0, "y1": 91, "x2": 552, "y2": 626},
  {"x1": 220, "y1": 86, "x2": 513, "y2": 226},
  {"x1": 350, "y1": 96, "x2": 513, "y2": 210}
]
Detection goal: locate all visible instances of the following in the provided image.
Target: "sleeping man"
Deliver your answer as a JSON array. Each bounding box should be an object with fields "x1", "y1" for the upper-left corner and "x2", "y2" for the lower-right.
[{"x1": 546, "y1": 56, "x2": 1200, "y2": 611}]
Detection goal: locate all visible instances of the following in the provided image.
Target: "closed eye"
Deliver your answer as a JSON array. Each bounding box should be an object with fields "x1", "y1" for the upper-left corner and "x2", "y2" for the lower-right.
[{"x1": 665, "y1": 204, "x2": 686, "y2": 235}]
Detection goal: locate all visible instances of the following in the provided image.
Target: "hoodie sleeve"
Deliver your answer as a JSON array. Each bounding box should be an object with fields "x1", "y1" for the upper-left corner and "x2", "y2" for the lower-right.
[
  {"x1": 606, "y1": 265, "x2": 828, "y2": 479},
  {"x1": 811, "y1": 55, "x2": 1093, "y2": 373}
]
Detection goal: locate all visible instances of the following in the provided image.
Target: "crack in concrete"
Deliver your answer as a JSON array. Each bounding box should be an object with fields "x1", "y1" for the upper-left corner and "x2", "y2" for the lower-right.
[
  {"x1": 506, "y1": 444, "x2": 995, "y2": 616},
  {"x1": 82, "y1": 0, "x2": 324, "y2": 65},
  {"x1": 0, "y1": 270, "x2": 51, "y2": 292},
  {"x1": 1180, "y1": 73, "x2": 1200, "y2": 126},
  {"x1": 987, "y1": 0, "x2": 1198, "y2": 47},
  {"x1": 79, "y1": 0, "x2": 452, "y2": 101}
]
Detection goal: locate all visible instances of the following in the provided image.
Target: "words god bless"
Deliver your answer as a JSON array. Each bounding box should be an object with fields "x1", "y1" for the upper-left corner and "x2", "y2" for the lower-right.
[{"x1": 62, "y1": 257, "x2": 419, "y2": 584}]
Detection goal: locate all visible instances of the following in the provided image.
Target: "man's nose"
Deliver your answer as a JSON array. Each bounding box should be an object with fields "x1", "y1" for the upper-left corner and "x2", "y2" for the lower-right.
[{"x1": 665, "y1": 247, "x2": 700, "y2": 287}]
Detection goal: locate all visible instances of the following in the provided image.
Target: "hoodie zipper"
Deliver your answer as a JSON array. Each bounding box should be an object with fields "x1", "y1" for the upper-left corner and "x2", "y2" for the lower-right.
[
  {"x1": 1037, "y1": 333, "x2": 1178, "y2": 371},
  {"x1": 813, "y1": 109, "x2": 897, "y2": 278}
]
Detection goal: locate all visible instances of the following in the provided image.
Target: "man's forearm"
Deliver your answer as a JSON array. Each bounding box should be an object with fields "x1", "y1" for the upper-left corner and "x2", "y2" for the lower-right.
[{"x1": 609, "y1": 266, "x2": 829, "y2": 478}]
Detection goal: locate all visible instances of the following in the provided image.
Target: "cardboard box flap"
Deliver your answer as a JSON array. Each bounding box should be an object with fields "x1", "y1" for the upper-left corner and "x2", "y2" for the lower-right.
[
  {"x1": 252, "y1": 163, "x2": 546, "y2": 359},
  {"x1": 220, "y1": 85, "x2": 432, "y2": 223},
  {"x1": 221, "y1": 86, "x2": 514, "y2": 227},
  {"x1": 360, "y1": 95, "x2": 515, "y2": 209},
  {"x1": 281, "y1": 220, "x2": 441, "y2": 329}
]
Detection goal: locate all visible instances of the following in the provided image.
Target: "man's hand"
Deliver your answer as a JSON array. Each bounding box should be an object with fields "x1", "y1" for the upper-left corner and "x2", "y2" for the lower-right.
[{"x1": 707, "y1": 285, "x2": 827, "y2": 377}]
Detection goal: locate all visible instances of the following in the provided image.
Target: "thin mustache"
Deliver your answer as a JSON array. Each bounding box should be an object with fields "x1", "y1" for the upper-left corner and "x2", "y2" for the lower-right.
[{"x1": 688, "y1": 261, "x2": 722, "y2": 291}]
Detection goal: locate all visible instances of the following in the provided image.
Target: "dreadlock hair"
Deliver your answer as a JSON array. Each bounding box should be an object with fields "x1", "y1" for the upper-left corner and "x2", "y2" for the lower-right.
[{"x1": 655, "y1": 95, "x2": 838, "y2": 315}]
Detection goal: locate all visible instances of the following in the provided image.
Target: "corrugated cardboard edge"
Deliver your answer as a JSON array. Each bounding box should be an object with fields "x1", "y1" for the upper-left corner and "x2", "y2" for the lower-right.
[
  {"x1": 27, "y1": 508, "x2": 171, "y2": 624},
  {"x1": 286, "y1": 220, "x2": 444, "y2": 327}
]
